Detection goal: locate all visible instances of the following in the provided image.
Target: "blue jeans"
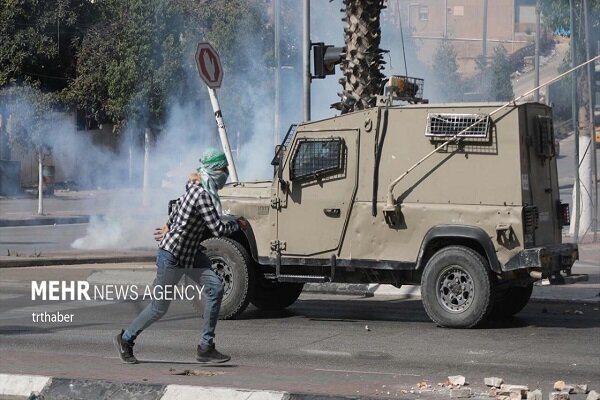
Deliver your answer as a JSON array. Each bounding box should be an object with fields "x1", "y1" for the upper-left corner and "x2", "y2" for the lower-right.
[{"x1": 123, "y1": 248, "x2": 223, "y2": 349}]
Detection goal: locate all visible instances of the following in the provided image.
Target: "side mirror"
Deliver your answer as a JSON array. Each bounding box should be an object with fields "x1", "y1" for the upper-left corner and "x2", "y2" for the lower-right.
[
  {"x1": 277, "y1": 157, "x2": 284, "y2": 182},
  {"x1": 271, "y1": 145, "x2": 286, "y2": 181},
  {"x1": 272, "y1": 145, "x2": 282, "y2": 178},
  {"x1": 271, "y1": 145, "x2": 282, "y2": 166}
]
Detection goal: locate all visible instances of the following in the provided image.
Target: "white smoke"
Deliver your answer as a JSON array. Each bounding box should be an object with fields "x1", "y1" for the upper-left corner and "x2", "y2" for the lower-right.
[{"x1": 2, "y1": 2, "x2": 437, "y2": 251}]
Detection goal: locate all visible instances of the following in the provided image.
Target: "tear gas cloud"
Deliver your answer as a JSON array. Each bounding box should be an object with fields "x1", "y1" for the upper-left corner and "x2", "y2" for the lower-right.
[{"x1": 2, "y1": 1, "x2": 435, "y2": 250}]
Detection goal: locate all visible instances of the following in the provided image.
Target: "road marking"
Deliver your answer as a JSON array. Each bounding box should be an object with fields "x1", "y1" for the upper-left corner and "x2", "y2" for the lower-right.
[
  {"x1": 302, "y1": 349, "x2": 352, "y2": 357},
  {"x1": 0, "y1": 293, "x2": 24, "y2": 300},
  {"x1": 314, "y1": 368, "x2": 420, "y2": 377}
]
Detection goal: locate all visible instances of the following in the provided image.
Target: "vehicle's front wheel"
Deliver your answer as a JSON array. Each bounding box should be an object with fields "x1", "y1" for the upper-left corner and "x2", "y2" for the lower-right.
[
  {"x1": 251, "y1": 273, "x2": 304, "y2": 311},
  {"x1": 190, "y1": 237, "x2": 254, "y2": 320},
  {"x1": 490, "y1": 283, "x2": 533, "y2": 318},
  {"x1": 421, "y1": 246, "x2": 494, "y2": 328}
]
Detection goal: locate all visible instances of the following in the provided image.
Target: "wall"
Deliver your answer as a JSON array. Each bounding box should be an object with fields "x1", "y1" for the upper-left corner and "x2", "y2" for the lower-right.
[{"x1": 385, "y1": 0, "x2": 533, "y2": 76}]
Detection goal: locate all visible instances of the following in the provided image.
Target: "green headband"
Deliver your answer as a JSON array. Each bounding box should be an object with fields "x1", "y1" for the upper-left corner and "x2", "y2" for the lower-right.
[{"x1": 198, "y1": 149, "x2": 228, "y2": 171}]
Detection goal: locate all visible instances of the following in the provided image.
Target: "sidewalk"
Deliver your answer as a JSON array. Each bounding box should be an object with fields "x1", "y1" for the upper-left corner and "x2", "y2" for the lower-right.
[
  {"x1": 0, "y1": 373, "x2": 296, "y2": 400},
  {"x1": 0, "y1": 189, "x2": 136, "y2": 227}
]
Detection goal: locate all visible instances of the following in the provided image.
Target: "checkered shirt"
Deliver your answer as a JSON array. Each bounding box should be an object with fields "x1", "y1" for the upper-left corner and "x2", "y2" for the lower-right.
[{"x1": 159, "y1": 181, "x2": 239, "y2": 268}]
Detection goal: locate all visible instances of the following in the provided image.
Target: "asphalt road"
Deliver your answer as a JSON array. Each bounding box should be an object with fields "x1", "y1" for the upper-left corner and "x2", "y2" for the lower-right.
[
  {"x1": 0, "y1": 266, "x2": 598, "y2": 398},
  {"x1": 0, "y1": 223, "x2": 90, "y2": 255},
  {"x1": 511, "y1": 40, "x2": 568, "y2": 99}
]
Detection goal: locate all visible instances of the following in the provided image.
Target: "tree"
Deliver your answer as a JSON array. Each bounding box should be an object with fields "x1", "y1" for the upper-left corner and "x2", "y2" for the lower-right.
[
  {"x1": 431, "y1": 40, "x2": 463, "y2": 102},
  {"x1": 490, "y1": 45, "x2": 514, "y2": 101},
  {"x1": 0, "y1": 0, "x2": 94, "y2": 91},
  {"x1": 65, "y1": 22, "x2": 115, "y2": 127},
  {"x1": 1, "y1": 85, "x2": 60, "y2": 213},
  {"x1": 65, "y1": 0, "x2": 189, "y2": 132},
  {"x1": 176, "y1": 0, "x2": 273, "y2": 143}
]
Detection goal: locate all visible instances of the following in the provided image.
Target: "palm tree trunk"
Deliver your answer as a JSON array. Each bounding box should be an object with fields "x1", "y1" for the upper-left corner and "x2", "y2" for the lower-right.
[{"x1": 334, "y1": 0, "x2": 387, "y2": 114}]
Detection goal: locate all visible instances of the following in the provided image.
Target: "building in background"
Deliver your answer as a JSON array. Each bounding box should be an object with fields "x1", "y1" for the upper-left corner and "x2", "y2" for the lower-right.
[{"x1": 384, "y1": 0, "x2": 538, "y2": 75}]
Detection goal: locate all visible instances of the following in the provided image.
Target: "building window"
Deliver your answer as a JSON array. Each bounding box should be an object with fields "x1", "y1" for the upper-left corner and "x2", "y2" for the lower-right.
[{"x1": 419, "y1": 6, "x2": 429, "y2": 21}]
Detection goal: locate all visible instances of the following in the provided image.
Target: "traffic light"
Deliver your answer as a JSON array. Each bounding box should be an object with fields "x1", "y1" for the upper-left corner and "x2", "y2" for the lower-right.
[{"x1": 312, "y1": 43, "x2": 344, "y2": 79}]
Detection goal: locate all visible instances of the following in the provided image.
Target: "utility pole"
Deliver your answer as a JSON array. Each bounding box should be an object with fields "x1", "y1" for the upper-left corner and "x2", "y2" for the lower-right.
[
  {"x1": 142, "y1": 128, "x2": 151, "y2": 207},
  {"x1": 583, "y1": 0, "x2": 598, "y2": 241},
  {"x1": 481, "y1": 0, "x2": 488, "y2": 66},
  {"x1": 274, "y1": 0, "x2": 281, "y2": 145},
  {"x1": 444, "y1": 0, "x2": 448, "y2": 39},
  {"x1": 569, "y1": 0, "x2": 580, "y2": 242},
  {"x1": 0, "y1": 114, "x2": 5, "y2": 160},
  {"x1": 57, "y1": 3, "x2": 60, "y2": 57},
  {"x1": 37, "y1": 151, "x2": 43, "y2": 215},
  {"x1": 128, "y1": 131, "x2": 134, "y2": 187},
  {"x1": 302, "y1": 0, "x2": 311, "y2": 122},
  {"x1": 534, "y1": 0, "x2": 540, "y2": 102}
]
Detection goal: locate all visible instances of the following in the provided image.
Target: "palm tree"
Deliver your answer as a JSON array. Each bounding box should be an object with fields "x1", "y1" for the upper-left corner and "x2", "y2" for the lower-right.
[{"x1": 334, "y1": 0, "x2": 387, "y2": 114}]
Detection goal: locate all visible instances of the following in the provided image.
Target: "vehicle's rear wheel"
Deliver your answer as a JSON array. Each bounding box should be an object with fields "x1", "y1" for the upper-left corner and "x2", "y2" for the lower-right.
[
  {"x1": 251, "y1": 273, "x2": 304, "y2": 311},
  {"x1": 490, "y1": 283, "x2": 533, "y2": 318},
  {"x1": 189, "y1": 237, "x2": 254, "y2": 320},
  {"x1": 421, "y1": 245, "x2": 494, "y2": 328}
]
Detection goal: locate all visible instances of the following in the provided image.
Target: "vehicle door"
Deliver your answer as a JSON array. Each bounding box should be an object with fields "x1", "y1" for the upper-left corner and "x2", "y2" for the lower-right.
[{"x1": 276, "y1": 129, "x2": 359, "y2": 256}]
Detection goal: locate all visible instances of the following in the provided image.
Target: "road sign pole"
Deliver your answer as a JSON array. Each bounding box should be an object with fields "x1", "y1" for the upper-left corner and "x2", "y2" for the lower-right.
[
  {"x1": 207, "y1": 87, "x2": 239, "y2": 182},
  {"x1": 195, "y1": 42, "x2": 239, "y2": 183}
]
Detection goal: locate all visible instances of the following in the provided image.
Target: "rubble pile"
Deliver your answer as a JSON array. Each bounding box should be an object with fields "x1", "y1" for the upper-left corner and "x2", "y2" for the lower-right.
[
  {"x1": 422, "y1": 375, "x2": 597, "y2": 400},
  {"x1": 394, "y1": 376, "x2": 596, "y2": 400}
]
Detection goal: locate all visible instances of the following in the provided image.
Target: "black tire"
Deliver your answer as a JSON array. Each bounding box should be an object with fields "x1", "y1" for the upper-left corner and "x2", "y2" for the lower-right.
[
  {"x1": 490, "y1": 283, "x2": 533, "y2": 318},
  {"x1": 421, "y1": 246, "x2": 494, "y2": 328},
  {"x1": 251, "y1": 273, "x2": 304, "y2": 311},
  {"x1": 191, "y1": 237, "x2": 254, "y2": 320}
]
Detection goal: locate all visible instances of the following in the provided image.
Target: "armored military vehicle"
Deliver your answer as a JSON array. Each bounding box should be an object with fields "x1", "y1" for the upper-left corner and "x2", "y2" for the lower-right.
[{"x1": 196, "y1": 90, "x2": 578, "y2": 328}]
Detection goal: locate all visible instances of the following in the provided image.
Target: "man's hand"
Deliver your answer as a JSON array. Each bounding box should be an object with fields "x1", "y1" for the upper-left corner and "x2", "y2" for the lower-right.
[
  {"x1": 154, "y1": 225, "x2": 169, "y2": 242},
  {"x1": 237, "y1": 217, "x2": 248, "y2": 230},
  {"x1": 189, "y1": 172, "x2": 201, "y2": 183}
]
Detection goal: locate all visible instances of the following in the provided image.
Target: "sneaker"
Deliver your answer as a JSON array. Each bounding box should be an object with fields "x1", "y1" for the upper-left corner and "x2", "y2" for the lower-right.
[
  {"x1": 196, "y1": 344, "x2": 231, "y2": 364},
  {"x1": 113, "y1": 330, "x2": 138, "y2": 364}
]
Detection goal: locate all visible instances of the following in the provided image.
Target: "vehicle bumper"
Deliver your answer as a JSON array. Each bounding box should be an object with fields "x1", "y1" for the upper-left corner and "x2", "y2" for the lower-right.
[{"x1": 503, "y1": 243, "x2": 580, "y2": 283}]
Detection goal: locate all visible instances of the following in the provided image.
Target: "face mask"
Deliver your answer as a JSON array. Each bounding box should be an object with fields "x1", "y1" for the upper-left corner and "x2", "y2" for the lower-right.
[{"x1": 213, "y1": 171, "x2": 229, "y2": 190}]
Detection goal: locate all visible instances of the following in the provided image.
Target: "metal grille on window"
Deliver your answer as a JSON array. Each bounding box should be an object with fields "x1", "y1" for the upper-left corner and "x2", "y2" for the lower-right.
[
  {"x1": 291, "y1": 138, "x2": 343, "y2": 180},
  {"x1": 536, "y1": 116, "x2": 555, "y2": 158},
  {"x1": 425, "y1": 113, "x2": 490, "y2": 139}
]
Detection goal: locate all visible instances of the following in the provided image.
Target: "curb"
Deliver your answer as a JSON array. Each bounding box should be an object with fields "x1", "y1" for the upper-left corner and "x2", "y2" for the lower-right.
[
  {"x1": 0, "y1": 216, "x2": 92, "y2": 227},
  {"x1": 0, "y1": 373, "x2": 378, "y2": 400},
  {"x1": 0, "y1": 255, "x2": 155, "y2": 268}
]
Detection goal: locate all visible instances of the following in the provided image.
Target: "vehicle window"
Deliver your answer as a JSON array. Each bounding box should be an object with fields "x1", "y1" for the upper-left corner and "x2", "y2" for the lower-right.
[{"x1": 290, "y1": 138, "x2": 344, "y2": 181}]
